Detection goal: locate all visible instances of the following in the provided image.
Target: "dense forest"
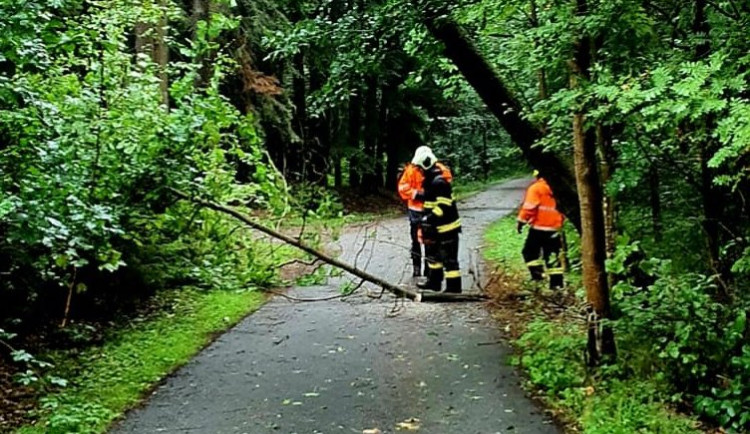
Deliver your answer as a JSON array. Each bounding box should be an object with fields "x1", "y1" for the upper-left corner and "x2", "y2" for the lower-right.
[{"x1": 1, "y1": 0, "x2": 749, "y2": 432}]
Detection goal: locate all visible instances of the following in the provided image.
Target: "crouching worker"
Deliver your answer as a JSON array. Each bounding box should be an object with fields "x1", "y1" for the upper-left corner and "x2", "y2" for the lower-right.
[
  {"x1": 411, "y1": 147, "x2": 462, "y2": 293},
  {"x1": 517, "y1": 170, "x2": 565, "y2": 289}
]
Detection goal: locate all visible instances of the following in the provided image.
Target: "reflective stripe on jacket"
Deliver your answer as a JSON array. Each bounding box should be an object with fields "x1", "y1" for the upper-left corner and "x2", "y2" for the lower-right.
[
  {"x1": 397, "y1": 162, "x2": 452, "y2": 211},
  {"x1": 423, "y1": 169, "x2": 461, "y2": 239},
  {"x1": 517, "y1": 178, "x2": 564, "y2": 231}
]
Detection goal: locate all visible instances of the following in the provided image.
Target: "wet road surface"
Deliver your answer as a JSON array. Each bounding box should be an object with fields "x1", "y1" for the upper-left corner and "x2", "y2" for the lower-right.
[{"x1": 110, "y1": 178, "x2": 560, "y2": 434}]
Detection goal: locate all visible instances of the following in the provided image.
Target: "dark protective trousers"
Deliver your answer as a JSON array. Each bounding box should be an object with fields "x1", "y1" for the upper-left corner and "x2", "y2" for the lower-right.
[
  {"x1": 522, "y1": 228, "x2": 564, "y2": 288},
  {"x1": 424, "y1": 233, "x2": 461, "y2": 293},
  {"x1": 408, "y1": 210, "x2": 425, "y2": 276}
]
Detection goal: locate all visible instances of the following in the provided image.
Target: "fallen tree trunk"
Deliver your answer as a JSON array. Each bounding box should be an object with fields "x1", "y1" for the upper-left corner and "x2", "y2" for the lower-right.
[
  {"x1": 420, "y1": 13, "x2": 581, "y2": 230},
  {"x1": 172, "y1": 189, "x2": 487, "y2": 302}
]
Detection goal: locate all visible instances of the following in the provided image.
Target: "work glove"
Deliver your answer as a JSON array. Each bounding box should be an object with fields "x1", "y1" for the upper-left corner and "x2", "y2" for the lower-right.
[{"x1": 516, "y1": 221, "x2": 525, "y2": 234}]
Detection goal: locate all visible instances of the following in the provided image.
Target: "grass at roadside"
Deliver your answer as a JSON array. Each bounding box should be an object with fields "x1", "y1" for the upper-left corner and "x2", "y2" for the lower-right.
[
  {"x1": 483, "y1": 215, "x2": 702, "y2": 434},
  {"x1": 15, "y1": 288, "x2": 266, "y2": 434}
]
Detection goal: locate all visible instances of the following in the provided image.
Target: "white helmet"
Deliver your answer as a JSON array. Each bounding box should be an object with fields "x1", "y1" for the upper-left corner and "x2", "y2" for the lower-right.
[{"x1": 411, "y1": 146, "x2": 437, "y2": 170}]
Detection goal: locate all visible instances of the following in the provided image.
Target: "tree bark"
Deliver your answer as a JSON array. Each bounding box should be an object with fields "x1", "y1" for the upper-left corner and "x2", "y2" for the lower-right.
[
  {"x1": 348, "y1": 91, "x2": 362, "y2": 188},
  {"x1": 596, "y1": 124, "x2": 616, "y2": 261},
  {"x1": 649, "y1": 164, "x2": 662, "y2": 241},
  {"x1": 192, "y1": 0, "x2": 212, "y2": 88},
  {"x1": 135, "y1": 0, "x2": 168, "y2": 107},
  {"x1": 360, "y1": 76, "x2": 380, "y2": 193},
  {"x1": 693, "y1": 0, "x2": 726, "y2": 282},
  {"x1": 291, "y1": 51, "x2": 306, "y2": 181},
  {"x1": 570, "y1": 0, "x2": 615, "y2": 364},
  {"x1": 529, "y1": 0, "x2": 548, "y2": 102},
  {"x1": 307, "y1": 64, "x2": 329, "y2": 185},
  {"x1": 421, "y1": 14, "x2": 581, "y2": 230},
  {"x1": 155, "y1": 0, "x2": 169, "y2": 108}
]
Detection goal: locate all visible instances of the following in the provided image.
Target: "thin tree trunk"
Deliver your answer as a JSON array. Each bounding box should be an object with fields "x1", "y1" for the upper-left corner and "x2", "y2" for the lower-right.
[
  {"x1": 596, "y1": 124, "x2": 616, "y2": 261},
  {"x1": 384, "y1": 88, "x2": 399, "y2": 191},
  {"x1": 135, "y1": 1, "x2": 168, "y2": 107},
  {"x1": 693, "y1": 0, "x2": 726, "y2": 282},
  {"x1": 155, "y1": 0, "x2": 169, "y2": 108},
  {"x1": 348, "y1": 91, "x2": 362, "y2": 188},
  {"x1": 529, "y1": 0, "x2": 548, "y2": 102},
  {"x1": 291, "y1": 51, "x2": 306, "y2": 181},
  {"x1": 374, "y1": 87, "x2": 388, "y2": 189},
  {"x1": 570, "y1": 0, "x2": 615, "y2": 365},
  {"x1": 334, "y1": 155, "x2": 343, "y2": 188},
  {"x1": 649, "y1": 164, "x2": 662, "y2": 241},
  {"x1": 192, "y1": 0, "x2": 212, "y2": 88},
  {"x1": 482, "y1": 128, "x2": 489, "y2": 180},
  {"x1": 307, "y1": 64, "x2": 329, "y2": 185},
  {"x1": 360, "y1": 76, "x2": 379, "y2": 193}
]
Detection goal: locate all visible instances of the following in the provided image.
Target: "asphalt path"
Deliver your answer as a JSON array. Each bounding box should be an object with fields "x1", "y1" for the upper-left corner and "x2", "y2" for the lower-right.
[{"x1": 110, "y1": 178, "x2": 560, "y2": 434}]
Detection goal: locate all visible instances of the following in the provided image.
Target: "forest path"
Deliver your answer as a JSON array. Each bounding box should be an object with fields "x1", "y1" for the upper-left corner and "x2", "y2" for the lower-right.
[{"x1": 110, "y1": 178, "x2": 560, "y2": 434}]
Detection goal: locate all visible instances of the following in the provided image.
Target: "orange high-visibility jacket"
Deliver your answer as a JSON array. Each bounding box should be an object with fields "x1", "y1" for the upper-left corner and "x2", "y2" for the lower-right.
[
  {"x1": 518, "y1": 178, "x2": 564, "y2": 231},
  {"x1": 398, "y1": 162, "x2": 452, "y2": 211}
]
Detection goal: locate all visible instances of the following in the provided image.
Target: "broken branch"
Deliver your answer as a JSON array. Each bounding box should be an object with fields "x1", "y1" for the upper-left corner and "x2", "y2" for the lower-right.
[{"x1": 171, "y1": 189, "x2": 421, "y2": 300}]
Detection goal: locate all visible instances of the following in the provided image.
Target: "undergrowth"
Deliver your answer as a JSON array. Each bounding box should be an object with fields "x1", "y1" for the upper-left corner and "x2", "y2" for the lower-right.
[
  {"x1": 484, "y1": 215, "x2": 703, "y2": 434},
  {"x1": 15, "y1": 288, "x2": 266, "y2": 434}
]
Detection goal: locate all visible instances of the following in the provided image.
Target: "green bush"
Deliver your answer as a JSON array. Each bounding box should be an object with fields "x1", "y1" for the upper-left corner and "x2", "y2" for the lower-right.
[
  {"x1": 0, "y1": 1, "x2": 286, "y2": 328},
  {"x1": 613, "y1": 263, "x2": 750, "y2": 430}
]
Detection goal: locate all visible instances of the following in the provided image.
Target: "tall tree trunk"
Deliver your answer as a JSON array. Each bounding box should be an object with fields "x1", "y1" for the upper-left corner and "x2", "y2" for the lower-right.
[
  {"x1": 374, "y1": 87, "x2": 389, "y2": 189},
  {"x1": 421, "y1": 13, "x2": 581, "y2": 230},
  {"x1": 360, "y1": 76, "x2": 379, "y2": 193},
  {"x1": 384, "y1": 89, "x2": 400, "y2": 191},
  {"x1": 291, "y1": 51, "x2": 306, "y2": 181},
  {"x1": 570, "y1": 0, "x2": 615, "y2": 365},
  {"x1": 482, "y1": 128, "x2": 489, "y2": 180},
  {"x1": 692, "y1": 0, "x2": 726, "y2": 282},
  {"x1": 596, "y1": 124, "x2": 616, "y2": 261},
  {"x1": 348, "y1": 91, "x2": 362, "y2": 188},
  {"x1": 649, "y1": 164, "x2": 662, "y2": 242},
  {"x1": 307, "y1": 64, "x2": 329, "y2": 185},
  {"x1": 135, "y1": 0, "x2": 168, "y2": 107},
  {"x1": 192, "y1": 0, "x2": 212, "y2": 88},
  {"x1": 155, "y1": 0, "x2": 169, "y2": 108},
  {"x1": 529, "y1": 0, "x2": 548, "y2": 102}
]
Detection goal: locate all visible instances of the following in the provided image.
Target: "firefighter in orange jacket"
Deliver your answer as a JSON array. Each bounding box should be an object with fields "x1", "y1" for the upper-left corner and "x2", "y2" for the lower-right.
[
  {"x1": 412, "y1": 147, "x2": 462, "y2": 293},
  {"x1": 397, "y1": 146, "x2": 452, "y2": 277},
  {"x1": 517, "y1": 170, "x2": 565, "y2": 288}
]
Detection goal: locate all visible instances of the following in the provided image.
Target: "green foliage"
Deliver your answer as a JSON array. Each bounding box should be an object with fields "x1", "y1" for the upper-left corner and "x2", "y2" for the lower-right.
[
  {"x1": 483, "y1": 216, "x2": 527, "y2": 273},
  {"x1": 516, "y1": 320, "x2": 587, "y2": 396},
  {"x1": 16, "y1": 288, "x2": 266, "y2": 434},
  {"x1": 612, "y1": 266, "x2": 750, "y2": 430},
  {"x1": 0, "y1": 0, "x2": 286, "y2": 328},
  {"x1": 486, "y1": 214, "x2": 702, "y2": 433}
]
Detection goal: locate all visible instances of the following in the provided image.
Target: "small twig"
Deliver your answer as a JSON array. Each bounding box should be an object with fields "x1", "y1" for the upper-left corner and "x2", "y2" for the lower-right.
[
  {"x1": 60, "y1": 267, "x2": 77, "y2": 328},
  {"x1": 477, "y1": 340, "x2": 503, "y2": 346},
  {"x1": 278, "y1": 258, "x2": 321, "y2": 268},
  {"x1": 266, "y1": 278, "x2": 366, "y2": 302}
]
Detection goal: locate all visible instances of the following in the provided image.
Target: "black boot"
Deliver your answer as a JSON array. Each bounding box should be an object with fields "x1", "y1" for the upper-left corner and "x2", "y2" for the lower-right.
[
  {"x1": 549, "y1": 273, "x2": 564, "y2": 289},
  {"x1": 444, "y1": 277, "x2": 462, "y2": 294},
  {"x1": 528, "y1": 265, "x2": 544, "y2": 281},
  {"x1": 416, "y1": 278, "x2": 441, "y2": 291}
]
